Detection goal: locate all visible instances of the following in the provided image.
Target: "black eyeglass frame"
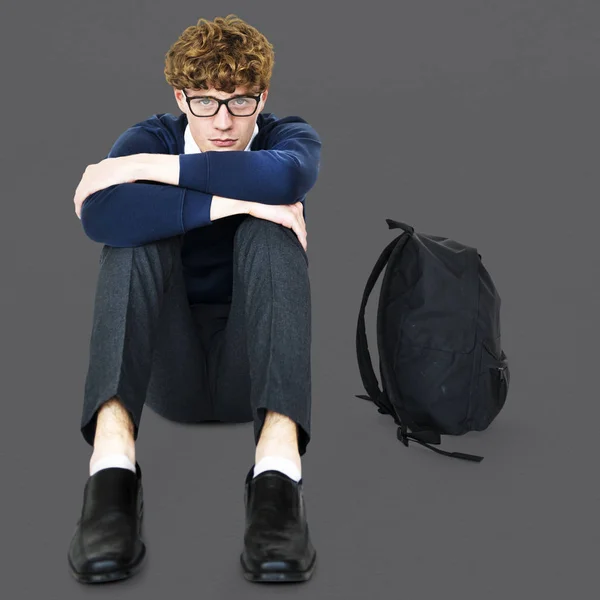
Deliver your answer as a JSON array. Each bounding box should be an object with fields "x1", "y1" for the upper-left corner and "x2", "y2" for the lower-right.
[{"x1": 182, "y1": 89, "x2": 263, "y2": 117}]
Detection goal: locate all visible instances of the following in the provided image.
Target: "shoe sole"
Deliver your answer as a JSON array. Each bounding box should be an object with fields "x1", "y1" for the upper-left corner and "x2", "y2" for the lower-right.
[{"x1": 240, "y1": 552, "x2": 316, "y2": 583}]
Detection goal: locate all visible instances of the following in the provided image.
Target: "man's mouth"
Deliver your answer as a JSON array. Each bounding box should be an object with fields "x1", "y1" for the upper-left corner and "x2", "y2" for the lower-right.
[{"x1": 211, "y1": 138, "x2": 237, "y2": 147}]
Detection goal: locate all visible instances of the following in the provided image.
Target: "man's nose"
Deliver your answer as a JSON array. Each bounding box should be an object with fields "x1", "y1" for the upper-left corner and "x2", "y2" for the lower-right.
[{"x1": 214, "y1": 103, "x2": 233, "y2": 128}]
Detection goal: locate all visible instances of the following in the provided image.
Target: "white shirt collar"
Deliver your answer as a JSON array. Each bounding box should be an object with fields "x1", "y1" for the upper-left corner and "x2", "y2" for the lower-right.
[{"x1": 184, "y1": 121, "x2": 259, "y2": 153}]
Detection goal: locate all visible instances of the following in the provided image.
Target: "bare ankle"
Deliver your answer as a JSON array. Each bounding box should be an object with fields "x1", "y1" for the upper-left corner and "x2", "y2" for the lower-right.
[{"x1": 91, "y1": 397, "x2": 136, "y2": 465}]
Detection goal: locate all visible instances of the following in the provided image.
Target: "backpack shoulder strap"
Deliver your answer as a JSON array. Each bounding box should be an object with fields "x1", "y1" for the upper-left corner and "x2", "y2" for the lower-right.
[
  {"x1": 356, "y1": 219, "x2": 422, "y2": 431},
  {"x1": 355, "y1": 232, "x2": 402, "y2": 416}
]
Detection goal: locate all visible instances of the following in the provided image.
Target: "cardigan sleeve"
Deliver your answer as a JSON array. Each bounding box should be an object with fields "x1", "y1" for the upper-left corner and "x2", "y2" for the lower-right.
[
  {"x1": 80, "y1": 126, "x2": 213, "y2": 246},
  {"x1": 178, "y1": 121, "x2": 321, "y2": 204}
]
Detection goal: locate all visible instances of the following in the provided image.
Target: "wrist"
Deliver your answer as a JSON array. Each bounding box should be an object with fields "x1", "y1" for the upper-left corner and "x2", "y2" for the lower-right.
[
  {"x1": 127, "y1": 154, "x2": 151, "y2": 181},
  {"x1": 130, "y1": 154, "x2": 179, "y2": 186},
  {"x1": 210, "y1": 196, "x2": 249, "y2": 221}
]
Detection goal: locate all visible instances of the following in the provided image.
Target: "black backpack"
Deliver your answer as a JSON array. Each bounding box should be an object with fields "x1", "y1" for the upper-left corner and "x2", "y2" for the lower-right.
[{"x1": 356, "y1": 219, "x2": 510, "y2": 462}]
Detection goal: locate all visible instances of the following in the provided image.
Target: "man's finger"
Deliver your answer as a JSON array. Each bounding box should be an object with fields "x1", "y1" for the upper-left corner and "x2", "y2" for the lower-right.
[{"x1": 294, "y1": 215, "x2": 307, "y2": 252}]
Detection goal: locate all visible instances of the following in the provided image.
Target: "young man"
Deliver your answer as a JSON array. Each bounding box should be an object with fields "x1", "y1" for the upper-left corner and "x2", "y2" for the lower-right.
[{"x1": 67, "y1": 14, "x2": 321, "y2": 584}]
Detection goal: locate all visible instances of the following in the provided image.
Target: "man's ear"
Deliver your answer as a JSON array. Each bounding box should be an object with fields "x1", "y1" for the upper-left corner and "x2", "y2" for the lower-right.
[
  {"x1": 259, "y1": 88, "x2": 269, "y2": 111},
  {"x1": 174, "y1": 88, "x2": 185, "y2": 112}
]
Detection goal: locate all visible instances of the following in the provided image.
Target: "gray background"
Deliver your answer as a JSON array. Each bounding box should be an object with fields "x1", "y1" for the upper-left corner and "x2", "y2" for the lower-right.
[{"x1": 0, "y1": 0, "x2": 596, "y2": 597}]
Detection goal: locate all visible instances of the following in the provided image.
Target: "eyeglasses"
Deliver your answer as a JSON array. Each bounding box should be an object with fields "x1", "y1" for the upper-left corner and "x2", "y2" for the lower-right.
[{"x1": 182, "y1": 89, "x2": 263, "y2": 117}]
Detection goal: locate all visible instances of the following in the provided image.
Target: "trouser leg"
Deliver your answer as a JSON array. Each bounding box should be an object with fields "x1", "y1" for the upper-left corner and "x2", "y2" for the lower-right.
[
  {"x1": 80, "y1": 235, "x2": 212, "y2": 446},
  {"x1": 211, "y1": 216, "x2": 312, "y2": 456}
]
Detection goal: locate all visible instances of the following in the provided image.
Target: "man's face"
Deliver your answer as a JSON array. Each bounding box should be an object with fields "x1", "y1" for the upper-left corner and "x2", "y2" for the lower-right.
[{"x1": 175, "y1": 85, "x2": 268, "y2": 152}]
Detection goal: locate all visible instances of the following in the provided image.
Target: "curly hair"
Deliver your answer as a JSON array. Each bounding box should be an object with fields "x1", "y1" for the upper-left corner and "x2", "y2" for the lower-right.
[{"x1": 164, "y1": 14, "x2": 274, "y2": 94}]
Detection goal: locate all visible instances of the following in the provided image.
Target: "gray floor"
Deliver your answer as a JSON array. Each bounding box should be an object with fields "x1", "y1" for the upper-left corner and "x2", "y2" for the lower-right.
[{"x1": 2, "y1": 1, "x2": 595, "y2": 598}]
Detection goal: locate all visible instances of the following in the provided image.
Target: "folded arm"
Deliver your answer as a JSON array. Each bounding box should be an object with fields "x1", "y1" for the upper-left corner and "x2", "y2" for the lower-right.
[
  {"x1": 79, "y1": 119, "x2": 321, "y2": 247},
  {"x1": 79, "y1": 126, "x2": 215, "y2": 247},
  {"x1": 175, "y1": 121, "x2": 322, "y2": 204}
]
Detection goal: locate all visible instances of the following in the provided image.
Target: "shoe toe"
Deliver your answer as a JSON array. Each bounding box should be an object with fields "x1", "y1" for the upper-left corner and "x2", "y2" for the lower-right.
[
  {"x1": 80, "y1": 554, "x2": 126, "y2": 575},
  {"x1": 241, "y1": 547, "x2": 316, "y2": 581},
  {"x1": 69, "y1": 542, "x2": 146, "y2": 583},
  {"x1": 258, "y1": 557, "x2": 308, "y2": 573}
]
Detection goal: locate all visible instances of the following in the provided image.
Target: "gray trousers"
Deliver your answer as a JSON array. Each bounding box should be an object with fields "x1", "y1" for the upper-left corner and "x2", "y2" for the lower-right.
[{"x1": 80, "y1": 215, "x2": 312, "y2": 456}]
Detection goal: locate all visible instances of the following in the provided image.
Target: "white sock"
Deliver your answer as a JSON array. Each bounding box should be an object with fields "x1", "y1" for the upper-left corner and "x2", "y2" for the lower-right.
[
  {"x1": 90, "y1": 453, "x2": 136, "y2": 477},
  {"x1": 253, "y1": 456, "x2": 302, "y2": 482}
]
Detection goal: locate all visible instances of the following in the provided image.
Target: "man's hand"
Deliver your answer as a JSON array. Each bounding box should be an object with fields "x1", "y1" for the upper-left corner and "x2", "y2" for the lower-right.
[
  {"x1": 246, "y1": 201, "x2": 307, "y2": 251},
  {"x1": 73, "y1": 156, "x2": 138, "y2": 219}
]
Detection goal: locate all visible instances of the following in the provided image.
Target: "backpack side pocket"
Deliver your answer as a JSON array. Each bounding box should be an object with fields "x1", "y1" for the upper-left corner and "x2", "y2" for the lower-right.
[{"x1": 471, "y1": 336, "x2": 509, "y2": 429}]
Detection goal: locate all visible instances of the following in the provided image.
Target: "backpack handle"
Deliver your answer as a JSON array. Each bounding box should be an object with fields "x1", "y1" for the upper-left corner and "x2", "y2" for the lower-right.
[{"x1": 385, "y1": 218, "x2": 414, "y2": 234}]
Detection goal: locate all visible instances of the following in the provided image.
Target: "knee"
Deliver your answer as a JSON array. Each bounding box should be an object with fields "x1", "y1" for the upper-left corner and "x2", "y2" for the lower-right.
[
  {"x1": 99, "y1": 235, "x2": 183, "y2": 268},
  {"x1": 234, "y1": 216, "x2": 307, "y2": 264},
  {"x1": 234, "y1": 214, "x2": 273, "y2": 242},
  {"x1": 233, "y1": 216, "x2": 273, "y2": 255}
]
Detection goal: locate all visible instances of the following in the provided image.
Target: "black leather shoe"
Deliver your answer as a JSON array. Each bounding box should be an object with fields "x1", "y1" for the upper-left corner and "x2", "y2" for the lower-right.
[
  {"x1": 67, "y1": 462, "x2": 146, "y2": 584},
  {"x1": 240, "y1": 465, "x2": 317, "y2": 582}
]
